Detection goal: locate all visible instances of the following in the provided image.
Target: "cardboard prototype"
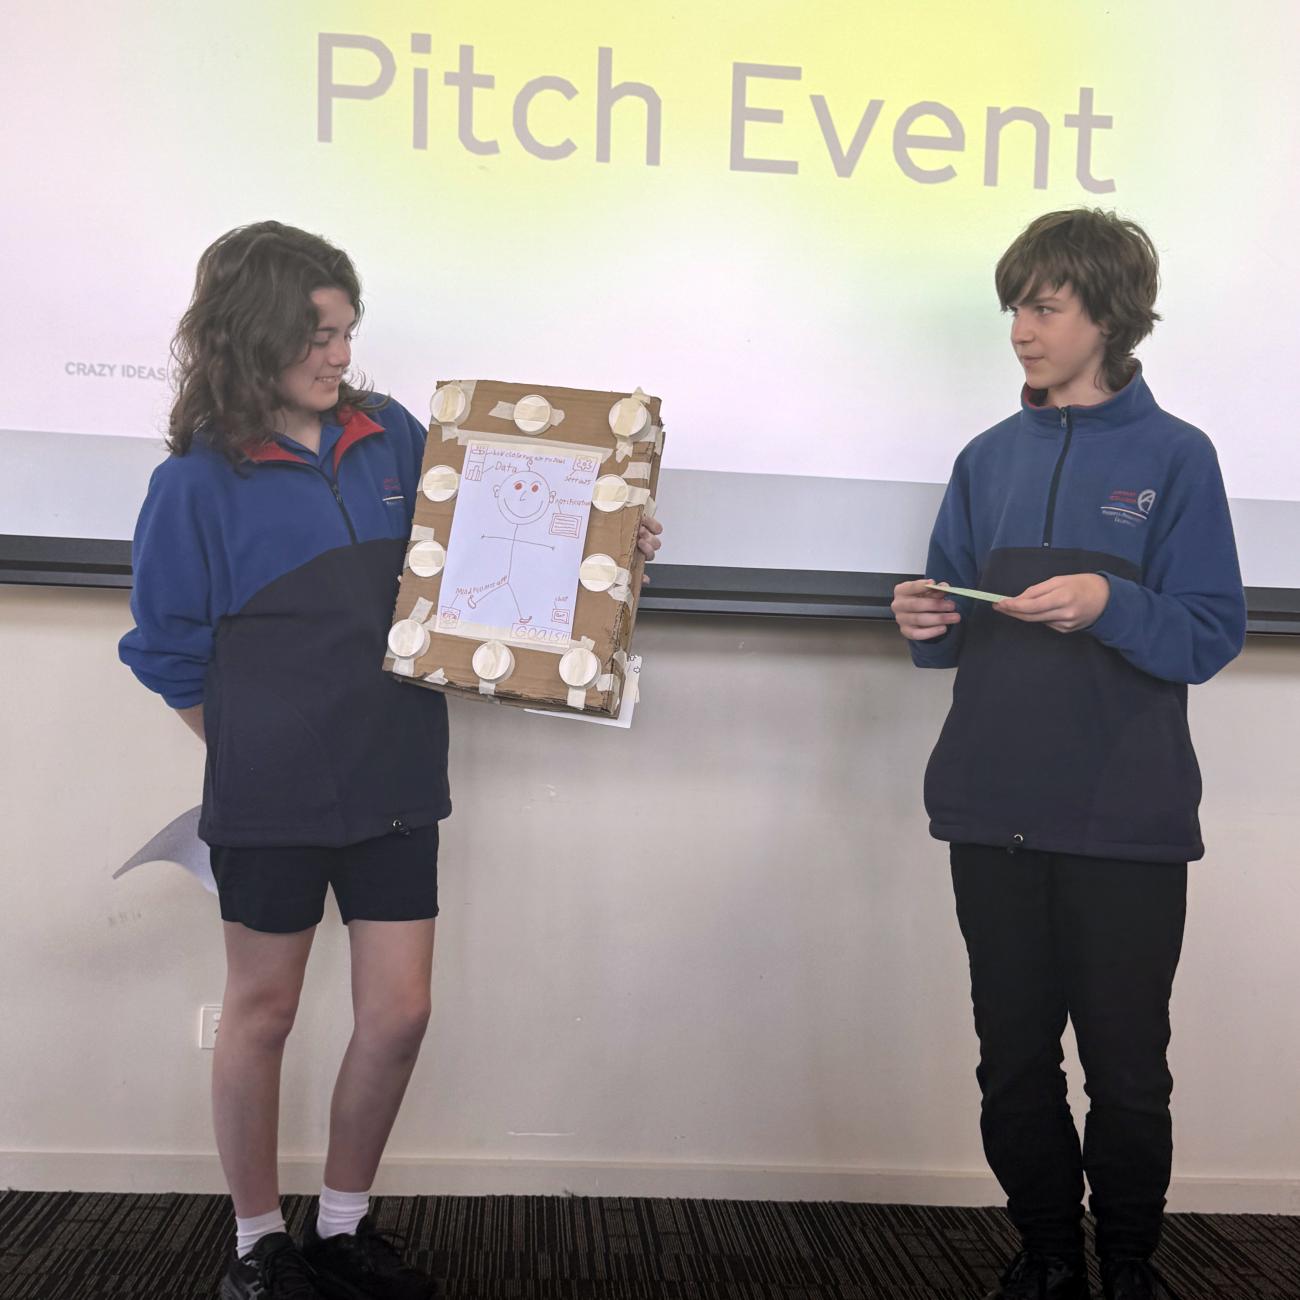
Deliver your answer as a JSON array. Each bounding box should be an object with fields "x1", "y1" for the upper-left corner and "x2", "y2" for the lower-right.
[{"x1": 384, "y1": 380, "x2": 663, "y2": 717}]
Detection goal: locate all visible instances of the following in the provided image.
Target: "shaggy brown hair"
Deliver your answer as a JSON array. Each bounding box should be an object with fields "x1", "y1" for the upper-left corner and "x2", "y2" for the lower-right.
[
  {"x1": 995, "y1": 209, "x2": 1161, "y2": 395},
  {"x1": 167, "y1": 221, "x2": 377, "y2": 461}
]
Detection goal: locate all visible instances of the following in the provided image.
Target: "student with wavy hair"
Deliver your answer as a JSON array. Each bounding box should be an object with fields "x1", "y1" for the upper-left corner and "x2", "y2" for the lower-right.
[
  {"x1": 121, "y1": 221, "x2": 661, "y2": 1300},
  {"x1": 892, "y1": 209, "x2": 1245, "y2": 1300}
]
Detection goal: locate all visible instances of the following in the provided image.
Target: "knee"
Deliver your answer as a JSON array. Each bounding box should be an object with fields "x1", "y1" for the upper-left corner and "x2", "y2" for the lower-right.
[
  {"x1": 223, "y1": 985, "x2": 302, "y2": 1050},
  {"x1": 356, "y1": 994, "x2": 432, "y2": 1060},
  {"x1": 978, "y1": 1042, "x2": 1069, "y2": 1113},
  {"x1": 1083, "y1": 1059, "x2": 1173, "y2": 1113}
]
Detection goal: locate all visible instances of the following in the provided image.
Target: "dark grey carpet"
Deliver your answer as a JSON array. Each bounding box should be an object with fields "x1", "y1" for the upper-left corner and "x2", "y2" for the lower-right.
[{"x1": 1, "y1": 1191, "x2": 1297, "y2": 1299}]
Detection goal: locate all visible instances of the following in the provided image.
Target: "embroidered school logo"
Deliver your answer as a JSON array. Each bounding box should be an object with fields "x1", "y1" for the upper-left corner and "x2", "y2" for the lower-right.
[
  {"x1": 1101, "y1": 488, "x2": 1156, "y2": 527},
  {"x1": 382, "y1": 476, "x2": 401, "y2": 492}
]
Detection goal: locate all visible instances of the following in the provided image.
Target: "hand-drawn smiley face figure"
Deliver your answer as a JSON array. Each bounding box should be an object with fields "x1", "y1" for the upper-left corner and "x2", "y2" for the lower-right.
[{"x1": 494, "y1": 471, "x2": 554, "y2": 524}]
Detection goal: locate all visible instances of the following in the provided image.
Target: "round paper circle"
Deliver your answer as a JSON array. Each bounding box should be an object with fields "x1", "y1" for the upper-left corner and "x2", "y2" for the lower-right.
[
  {"x1": 608, "y1": 396, "x2": 649, "y2": 439},
  {"x1": 421, "y1": 465, "x2": 459, "y2": 502},
  {"x1": 513, "y1": 394, "x2": 552, "y2": 434},
  {"x1": 592, "y1": 475, "x2": 631, "y2": 512},
  {"x1": 558, "y1": 647, "x2": 601, "y2": 690},
  {"x1": 387, "y1": 618, "x2": 429, "y2": 660},
  {"x1": 472, "y1": 640, "x2": 515, "y2": 683},
  {"x1": 579, "y1": 553, "x2": 619, "y2": 592},
  {"x1": 407, "y1": 540, "x2": 447, "y2": 577},
  {"x1": 430, "y1": 384, "x2": 467, "y2": 425}
]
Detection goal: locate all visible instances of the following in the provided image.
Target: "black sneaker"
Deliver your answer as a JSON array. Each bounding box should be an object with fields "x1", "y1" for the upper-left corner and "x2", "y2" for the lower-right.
[
  {"x1": 1102, "y1": 1257, "x2": 1171, "y2": 1299},
  {"x1": 302, "y1": 1214, "x2": 437, "y2": 1299},
  {"x1": 220, "y1": 1231, "x2": 332, "y2": 1299},
  {"x1": 985, "y1": 1249, "x2": 1091, "y2": 1300}
]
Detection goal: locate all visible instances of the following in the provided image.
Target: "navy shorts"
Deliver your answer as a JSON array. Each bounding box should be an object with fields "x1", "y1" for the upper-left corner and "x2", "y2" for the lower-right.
[{"x1": 210, "y1": 823, "x2": 440, "y2": 934}]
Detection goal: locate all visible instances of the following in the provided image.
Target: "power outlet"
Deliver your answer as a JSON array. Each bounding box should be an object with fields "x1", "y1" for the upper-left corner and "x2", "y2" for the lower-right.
[{"x1": 199, "y1": 1004, "x2": 222, "y2": 1050}]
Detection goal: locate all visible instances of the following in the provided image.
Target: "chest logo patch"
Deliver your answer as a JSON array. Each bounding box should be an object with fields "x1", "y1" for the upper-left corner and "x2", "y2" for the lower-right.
[{"x1": 1102, "y1": 487, "x2": 1156, "y2": 527}]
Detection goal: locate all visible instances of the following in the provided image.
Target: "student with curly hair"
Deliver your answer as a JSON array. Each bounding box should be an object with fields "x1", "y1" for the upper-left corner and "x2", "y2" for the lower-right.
[{"x1": 120, "y1": 221, "x2": 660, "y2": 1299}]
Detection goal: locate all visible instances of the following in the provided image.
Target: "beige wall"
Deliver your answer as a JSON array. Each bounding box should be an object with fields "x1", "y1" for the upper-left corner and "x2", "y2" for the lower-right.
[{"x1": 2, "y1": 583, "x2": 1297, "y2": 1211}]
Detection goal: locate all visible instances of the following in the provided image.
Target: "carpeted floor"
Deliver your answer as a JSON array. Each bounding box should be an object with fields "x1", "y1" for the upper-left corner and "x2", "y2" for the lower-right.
[{"x1": 1, "y1": 1191, "x2": 1297, "y2": 1299}]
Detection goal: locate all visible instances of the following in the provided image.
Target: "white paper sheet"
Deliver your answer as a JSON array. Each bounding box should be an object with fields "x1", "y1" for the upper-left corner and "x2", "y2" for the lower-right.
[
  {"x1": 436, "y1": 441, "x2": 600, "y2": 650},
  {"x1": 112, "y1": 805, "x2": 216, "y2": 894},
  {"x1": 525, "y1": 656, "x2": 642, "y2": 729}
]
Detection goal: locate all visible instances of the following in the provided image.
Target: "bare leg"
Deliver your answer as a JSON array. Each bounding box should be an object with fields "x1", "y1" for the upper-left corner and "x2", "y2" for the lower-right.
[
  {"x1": 322, "y1": 919, "x2": 436, "y2": 1192},
  {"x1": 212, "y1": 922, "x2": 316, "y2": 1217}
]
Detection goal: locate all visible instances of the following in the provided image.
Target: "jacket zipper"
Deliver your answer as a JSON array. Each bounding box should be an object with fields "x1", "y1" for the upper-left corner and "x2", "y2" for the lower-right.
[
  {"x1": 263, "y1": 460, "x2": 359, "y2": 544},
  {"x1": 318, "y1": 469, "x2": 359, "y2": 544},
  {"x1": 1041, "y1": 407, "x2": 1074, "y2": 546}
]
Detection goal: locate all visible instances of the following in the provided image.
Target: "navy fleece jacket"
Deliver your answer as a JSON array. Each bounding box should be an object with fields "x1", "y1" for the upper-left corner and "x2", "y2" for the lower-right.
[
  {"x1": 913, "y1": 370, "x2": 1245, "y2": 863},
  {"x1": 120, "y1": 399, "x2": 451, "y2": 848}
]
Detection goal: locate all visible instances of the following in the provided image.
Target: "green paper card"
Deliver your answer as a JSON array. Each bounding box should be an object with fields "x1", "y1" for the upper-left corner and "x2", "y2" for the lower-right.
[{"x1": 925, "y1": 582, "x2": 1009, "y2": 604}]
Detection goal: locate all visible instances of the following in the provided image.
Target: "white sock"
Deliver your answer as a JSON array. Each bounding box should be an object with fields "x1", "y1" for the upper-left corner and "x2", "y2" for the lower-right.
[
  {"x1": 236, "y1": 1207, "x2": 286, "y2": 1259},
  {"x1": 316, "y1": 1184, "x2": 371, "y2": 1239}
]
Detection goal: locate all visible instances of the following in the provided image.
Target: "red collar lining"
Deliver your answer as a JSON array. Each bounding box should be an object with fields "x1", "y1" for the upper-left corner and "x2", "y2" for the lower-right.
[
  {"x1": 331, "y1": 407, "x2": 385, "y2": 474},
  {"x1": 246, "y1": 407, "x2": 385, "y2": 469}
]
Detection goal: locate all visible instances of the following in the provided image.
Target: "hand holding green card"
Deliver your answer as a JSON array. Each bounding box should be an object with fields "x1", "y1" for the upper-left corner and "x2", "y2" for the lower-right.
[{"x1": 924, "y1": 581, "x2": 1009, "y2": 604}]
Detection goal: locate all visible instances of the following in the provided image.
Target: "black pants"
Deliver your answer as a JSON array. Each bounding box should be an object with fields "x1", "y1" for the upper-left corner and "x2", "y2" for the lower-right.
[{"x1": 950, "y1": 843, "x2": 1187, "y2": 1261}]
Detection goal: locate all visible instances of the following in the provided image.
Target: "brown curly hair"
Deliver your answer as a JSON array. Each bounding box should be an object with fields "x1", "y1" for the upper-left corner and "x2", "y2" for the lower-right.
[
  {"x1": 995, "y1": 209, "x2": 1161, "y2": 395},
  {"x1": 167, "y1": 221, "x2": 378, "y2": 461}
]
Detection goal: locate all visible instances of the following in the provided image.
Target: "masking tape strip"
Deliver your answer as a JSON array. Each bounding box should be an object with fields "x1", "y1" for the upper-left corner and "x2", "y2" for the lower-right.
[
  {"x1": 434, "y1": 379, "x2": 477, "y2": 440},
  {"x1": 453, "y1": 431, "x2": 612, "y2": 464},
  {"x1": 607, "y1": 565, "x2": 634, "y2": 605},
  {"x1": 643, "y1": 495, "x2": 658, "y2": 520},
  {"x1": 479, "y1": 680, "x2": 497, "y2": 696},
  {"x1": 424, "y1": 668, "x2": 448, "y2": 685},
  {"x1": 566, "y1": 686, "x2": 587, "y2": 710},
  {"x1": 624, "y1": 462, "x2": 651, "y2": 482},
  {"x1": 434, "y1": 617, "x2": 597, "y2": 656},
  {"x1": 488, "y1": 400, "x2": 566, "y2": 428},
  {"x1": 626, "y1": 486, "x2": 651, "y2": 507},
  {"x1": 639, "y1": 422, "x2": 662, "y2": 445},
  {"x1": 610, "y1": 390, "x2": 649, "y2": 438},
  {"x1": 596, "y1": 673, "x2": 616, "y2": 692},
  {"x1": 410, "y1": 525, "x2": 437, "y2": 543},
  {"x1": 388, "y1": 599, "x2": 438, "y2": 676},
  {"x1": 614, "y1": 439, "x2": 633, "y2": 462}
]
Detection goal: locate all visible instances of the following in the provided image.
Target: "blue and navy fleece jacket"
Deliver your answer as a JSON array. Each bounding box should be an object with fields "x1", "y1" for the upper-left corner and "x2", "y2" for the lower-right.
[
  {"x1": 119, "y1": 400, "x2": 451, "y2": 848},
  {"x1": 912, "y1": 370, "x2": 1245, "y2": 864}
]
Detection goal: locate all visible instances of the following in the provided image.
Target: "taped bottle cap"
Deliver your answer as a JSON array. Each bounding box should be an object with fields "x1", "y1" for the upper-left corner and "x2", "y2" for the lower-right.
[
  {"x1": 558, "y1": 646, "x2": 601, "y2": 690},
  {"x1": 579, "y1": 553, "x2": 620, "y2": 592},
  {"x1": 407, "y1": 540, "x2": 447, "y2": 577},
  {"x1": 609, "y1": 395, "x2": 650, "y2": 439},
  {"x1": 387, "y1": 618, "x2": 430, "y2": 660},
  {"x1": 421, "y1": 465, "x2": 459, "y2": 502},
  {"x1": 430, "y1": 383, "x2": 468, "y2": 425},
  {"x1": 513, "y1": 394, "x2": 552, "y2": 434},
  {"x1": 472, "y1": 639, "x2": 515, "y2": 683},
  {"x1": 592, "y1": 475, "x2": 631, "y2": 512}
]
